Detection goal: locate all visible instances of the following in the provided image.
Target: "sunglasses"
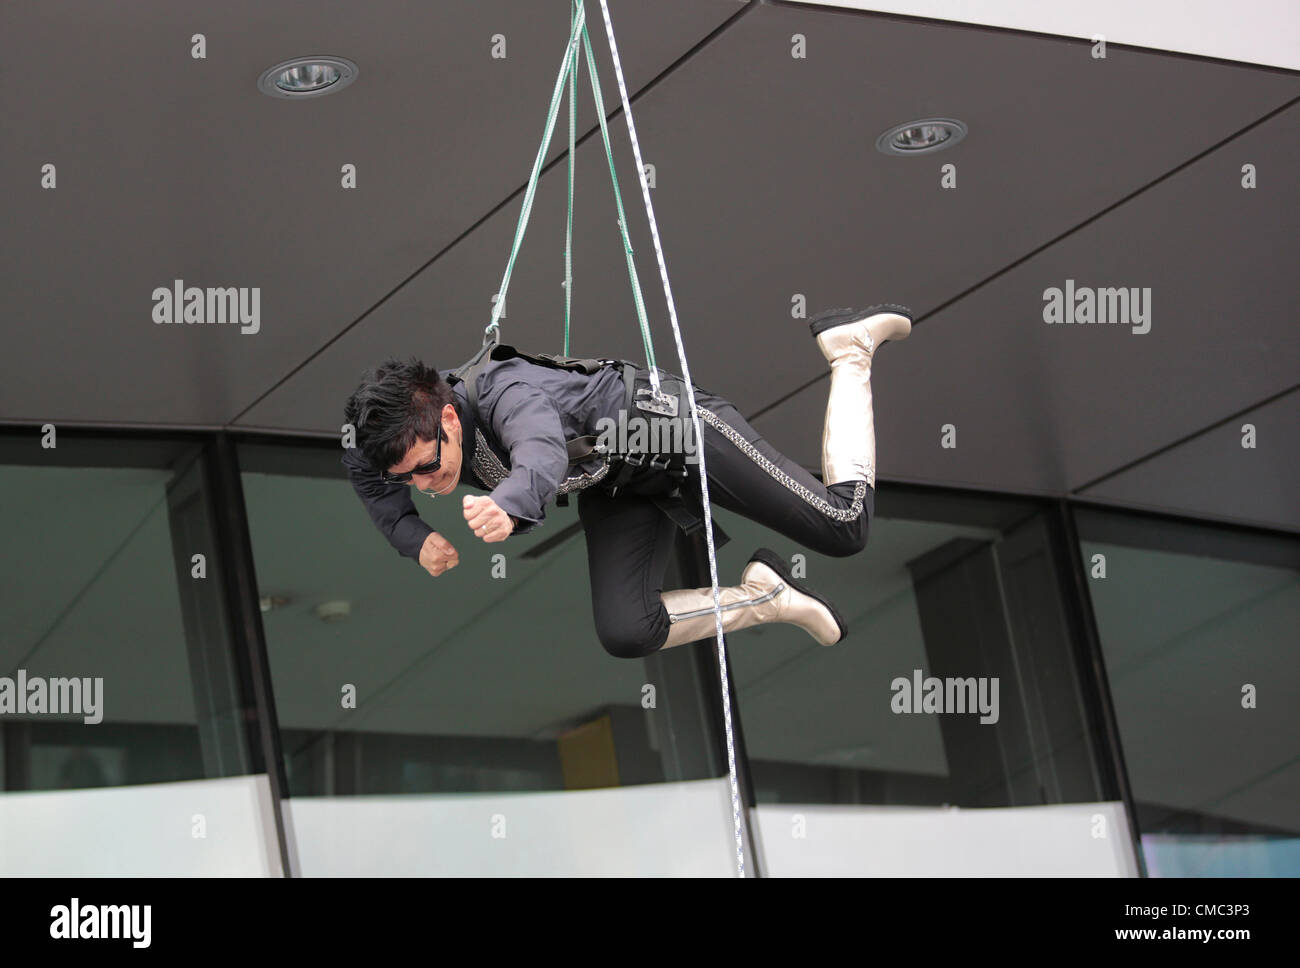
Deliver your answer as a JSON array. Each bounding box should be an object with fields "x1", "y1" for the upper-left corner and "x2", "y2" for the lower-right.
[{"x1": 380, "y1": 430, "x2": 443, "y2": 485}]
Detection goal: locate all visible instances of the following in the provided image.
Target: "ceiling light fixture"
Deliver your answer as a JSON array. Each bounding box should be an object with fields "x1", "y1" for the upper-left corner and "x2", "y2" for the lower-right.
[
  {"x1": 257, "y1": 56, "x2": 359, "y2": 99},
  {"x1": 259, "y1": 594, "x2": 291, "y2": 613},
  {"x1": 315, "y1": 601, "x2": 352, "y2": 623},
  {"x1": 875, "y1": 118, "x2": 967, "y2": 155}
]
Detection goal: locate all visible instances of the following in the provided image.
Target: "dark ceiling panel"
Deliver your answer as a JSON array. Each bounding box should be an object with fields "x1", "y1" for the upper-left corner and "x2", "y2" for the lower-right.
[
  {"x1": 1078, "y1": 388, "x2": 1300, "y2": 533},
  {"x1": 750, "y1": 98, "x2": 1300, "y2": 517},
  {"x1": 3, "y1": 2, "x2": 1297, "y2": 533},
  {"x1": 0, "y1": 0, "x2": 744, "y2": 425},
  {"x1": 239, "y1": 2, "x2": 1298, "y2": 440}
]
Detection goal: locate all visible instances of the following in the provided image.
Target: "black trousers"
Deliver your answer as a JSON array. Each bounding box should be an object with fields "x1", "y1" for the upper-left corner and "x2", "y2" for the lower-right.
[{"x1": 577, "y1": 381, "x2": 874, "y2": 659}]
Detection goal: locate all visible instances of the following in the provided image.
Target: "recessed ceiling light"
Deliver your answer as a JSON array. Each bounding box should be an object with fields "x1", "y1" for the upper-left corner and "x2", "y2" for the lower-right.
[
  {"x1": 259, "y1": 594, "x2": 291, "y2": 613},
  {"x1": 876, "y1": 118, "x2": 967, "y2": 155},
  {"x1": 258, "y1": 56, "x2": 359, "y2": 99},
  {"x1": 314, "y1": 600, "x2": 352, "y2": 623}
]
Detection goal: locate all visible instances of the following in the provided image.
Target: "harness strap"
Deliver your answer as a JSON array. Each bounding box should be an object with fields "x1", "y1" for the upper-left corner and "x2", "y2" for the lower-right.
[
  {"x1": 451, "y1": 342, "x2": 622, "y2": 418},
  {"x1": 448, "y1": 339, "x2": 500, "y2": 415},
  {"x1": 651, "y1": 492, "x2": 700, "y2": 532},
  {"x1": 452, "y1": 344, "x2": 726, "y2": 544},
  {"x1": 566, "y1": 434, "x2": 601, "y2": 462}
]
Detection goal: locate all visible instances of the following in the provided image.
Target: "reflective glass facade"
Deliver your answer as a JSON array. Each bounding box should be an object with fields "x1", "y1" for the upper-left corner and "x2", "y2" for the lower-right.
[
  {"x1": 1076, "y1": 508, "x2": 1300, "y2": 877},
  {"x1": 1, "y1": 429, "x2": 1294, "y2": 876}
]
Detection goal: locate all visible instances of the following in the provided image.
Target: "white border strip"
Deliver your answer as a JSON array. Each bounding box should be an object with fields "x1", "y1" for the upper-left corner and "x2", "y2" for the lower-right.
[{"x1": 777, "y1": 0, "x2": 1300, "y2": 71}]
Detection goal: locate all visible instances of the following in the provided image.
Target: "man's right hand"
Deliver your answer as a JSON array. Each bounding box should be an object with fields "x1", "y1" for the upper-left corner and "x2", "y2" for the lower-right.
[{"x1": 419, "y1": 531, "x2": 459, "y2": 577}]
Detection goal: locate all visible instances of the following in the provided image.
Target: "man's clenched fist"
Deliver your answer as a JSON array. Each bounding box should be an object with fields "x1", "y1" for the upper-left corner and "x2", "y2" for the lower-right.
[
  {"x1": 463, "y1": 495, "x2": 515, "y2": 543},
  {"x1": 419, "y1": 532, "x2": 459, "y2": 577}
]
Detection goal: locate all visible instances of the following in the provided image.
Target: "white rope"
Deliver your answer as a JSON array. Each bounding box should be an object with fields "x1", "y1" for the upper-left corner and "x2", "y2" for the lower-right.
[
  {"x1": 594, "y1": 0, "x2": 747, "y2": 878},
  {"x1": 563, "y1": 0, "x2": 576, "y2": 350}
]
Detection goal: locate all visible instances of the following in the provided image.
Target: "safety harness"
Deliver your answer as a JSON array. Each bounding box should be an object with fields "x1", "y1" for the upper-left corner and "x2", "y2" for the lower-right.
[{"x1": 446, "y1": 341, "x2": 723, "y2": 543}]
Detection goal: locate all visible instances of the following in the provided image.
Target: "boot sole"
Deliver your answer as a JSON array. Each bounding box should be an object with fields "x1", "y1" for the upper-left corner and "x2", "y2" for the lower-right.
[
  {"x1": 747, "y1": 547, "x2": 848, "y2": 645},
  {"x1": 808, "y1": 304, "x2": 914, "y2": 337}
]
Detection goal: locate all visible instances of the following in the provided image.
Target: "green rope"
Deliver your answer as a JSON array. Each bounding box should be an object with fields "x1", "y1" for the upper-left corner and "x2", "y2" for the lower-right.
[
  {"x1": 578, "y1": 15, "x2": 657, "y2": 375},
  {"x1": 491, "y1": 0, "x2": 659, "y2": 380},
  {"x1": 487, "y1": 3, "x2": 587, "y2": 342}
]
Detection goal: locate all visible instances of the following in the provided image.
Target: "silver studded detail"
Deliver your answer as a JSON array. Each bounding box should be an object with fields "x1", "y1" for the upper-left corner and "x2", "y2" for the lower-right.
[
  {"x1": 471, "y1": 429, "x2": 509, "y2": 489},
  {"x1": 696, "y1": 407, "x2": 869, "y2": 518},
  {"x1": 556, "y1": 459, "x2": 612, "y2": 495},
  {"x1": 473, "y1": 428, "x2": 611, "y2": 496}
]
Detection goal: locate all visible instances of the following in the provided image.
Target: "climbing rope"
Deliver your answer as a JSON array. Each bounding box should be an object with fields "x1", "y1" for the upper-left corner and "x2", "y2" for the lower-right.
[
  {"x1": 563, "y1": 0, "x2": 578, "y2": 355},
  {"x1": 487, "y1": 0, "x2": 748, "y2": 876},
  {"x1": 591, "y1": 0, "x2": 746, "y2": 879},
  {"x1": 575, "y1": 12, "x2": 660, "y2": 384}
]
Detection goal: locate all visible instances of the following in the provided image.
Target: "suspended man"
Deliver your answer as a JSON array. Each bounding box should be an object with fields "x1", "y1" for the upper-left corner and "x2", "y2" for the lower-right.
[{"x1": 341, "y1": 305, "x2": 912, "y2": 657}]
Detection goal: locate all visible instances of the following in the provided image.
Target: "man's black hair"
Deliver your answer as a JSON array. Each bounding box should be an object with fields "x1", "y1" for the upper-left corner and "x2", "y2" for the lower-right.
[{"x1": 343, "y1": 357, "x2": 455, "y2": 471}]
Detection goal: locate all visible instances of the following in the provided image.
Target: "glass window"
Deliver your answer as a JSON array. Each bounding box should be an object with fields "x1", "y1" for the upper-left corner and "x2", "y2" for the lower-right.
[
  {"x1": 239, "y1": 441, "x2": 734, "y2": 875},
  {"x1": 1076, "y1": 507, "x2": 1300, "y2": 876},
  {"x1": 0, "y1": 435, "x2": 251, "y2": 792},
  {"x1": 0, "y1": 433, "x2": 259, "y2": 874},
  {"x1": 714, "y1": 489, "x2": 1110, "y2": 811}
]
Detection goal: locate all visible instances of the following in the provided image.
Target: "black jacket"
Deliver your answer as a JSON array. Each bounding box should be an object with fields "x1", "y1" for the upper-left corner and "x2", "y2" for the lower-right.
[{"x1": 342, "y1": 356, "x2": 626, "y2": 561}]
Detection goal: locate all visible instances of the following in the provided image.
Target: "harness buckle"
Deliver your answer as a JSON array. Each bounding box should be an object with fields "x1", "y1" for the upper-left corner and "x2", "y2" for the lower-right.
[{"x1": 634, "y1": 387, "x2": 679, "y2": 417}]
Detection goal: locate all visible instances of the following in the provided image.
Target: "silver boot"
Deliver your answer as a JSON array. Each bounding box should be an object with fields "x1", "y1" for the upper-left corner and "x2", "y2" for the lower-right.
[
  {"x1": 659, "y1": 548, "x2": 847, "y2": 649},
  {"x1": 809, "y1": 304, "x2": 912, "y2": 487}
]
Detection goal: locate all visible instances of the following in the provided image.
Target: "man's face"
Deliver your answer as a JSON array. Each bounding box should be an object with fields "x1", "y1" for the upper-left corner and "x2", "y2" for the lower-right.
[{"x1": 388, "y1": 403, "x2": 463, "y2": 495}]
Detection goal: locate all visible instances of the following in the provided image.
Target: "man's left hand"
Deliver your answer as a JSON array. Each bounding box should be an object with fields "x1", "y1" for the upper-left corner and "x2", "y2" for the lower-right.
[{"x1": 464, "y1": 495, "x2": 515, "y2": 543}]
